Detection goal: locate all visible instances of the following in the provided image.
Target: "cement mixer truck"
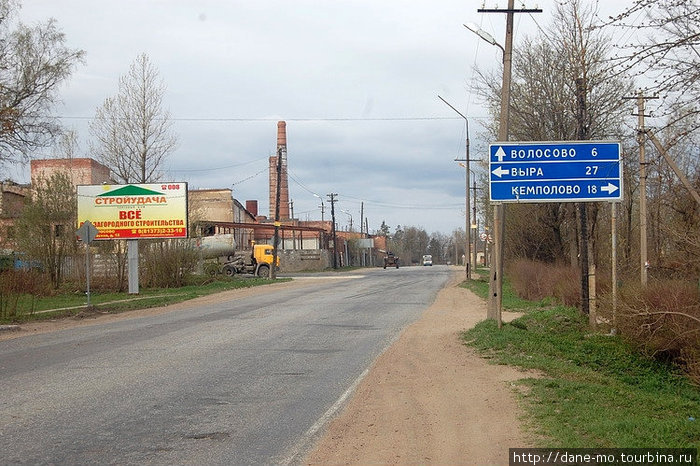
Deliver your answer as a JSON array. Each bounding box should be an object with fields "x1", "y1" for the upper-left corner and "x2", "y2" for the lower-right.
[{"x1": 197, "y1": 234, "x2": 278, "y2": 278}]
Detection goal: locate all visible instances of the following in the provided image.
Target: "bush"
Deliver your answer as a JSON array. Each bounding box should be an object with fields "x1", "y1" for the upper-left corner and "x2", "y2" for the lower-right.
[
  {"x1": 0, "y1": 269, "x2": 52, "y2": 319},
  {"x1": 508, "y1": 259, "x2": 580, "y2": 307},
  {"x1": 139, "y1": 239, "x2": 199, "y2": 288},
  {"x1": 608, "y1": 281, "x2": 700, "y2": 384}
]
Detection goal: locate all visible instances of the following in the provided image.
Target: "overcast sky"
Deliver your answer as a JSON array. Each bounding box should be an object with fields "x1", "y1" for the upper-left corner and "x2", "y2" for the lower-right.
[{"x1": 14, "y1": 0, "x2": 623, "y2": 235}]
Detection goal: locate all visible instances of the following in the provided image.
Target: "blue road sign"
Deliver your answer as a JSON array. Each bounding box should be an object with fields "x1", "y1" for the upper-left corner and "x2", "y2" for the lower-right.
[{"x1": 489, "y1": 141, "x2": 622, "y2": 203}]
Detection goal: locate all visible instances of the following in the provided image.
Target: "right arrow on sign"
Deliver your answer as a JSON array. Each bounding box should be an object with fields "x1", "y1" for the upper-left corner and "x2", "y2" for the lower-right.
[
  {"x1": 491, "y1": 166, "x2": 509, "y2": 178},
  {"x1": 601, "y1": 183, "x2": 619, "y2": 194}
]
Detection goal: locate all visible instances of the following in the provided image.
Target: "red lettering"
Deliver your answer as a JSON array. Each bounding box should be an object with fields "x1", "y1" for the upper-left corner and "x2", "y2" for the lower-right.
[{"x1": 119, "y1": 210, "x2": 142, "y2": 219}]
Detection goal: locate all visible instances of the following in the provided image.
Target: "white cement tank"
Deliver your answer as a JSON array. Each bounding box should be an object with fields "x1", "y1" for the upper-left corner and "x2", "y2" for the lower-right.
[{"x1": 196, "y1": 234, "x2": 237, "y2": 259}]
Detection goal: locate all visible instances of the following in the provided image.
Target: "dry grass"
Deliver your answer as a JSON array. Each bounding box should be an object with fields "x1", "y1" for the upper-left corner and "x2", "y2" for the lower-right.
[
  {"x1": 508, "y1": 259, "x2": 580, "y2": 306},
  {"x1": 610, "y1": 281, "x2": 700, "y2": 384}
]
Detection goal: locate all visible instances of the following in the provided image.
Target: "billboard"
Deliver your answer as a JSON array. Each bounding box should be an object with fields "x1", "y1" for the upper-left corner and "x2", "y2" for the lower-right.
[{"x1": 77, "y1": 183, "x2": 188, "y2": 240}]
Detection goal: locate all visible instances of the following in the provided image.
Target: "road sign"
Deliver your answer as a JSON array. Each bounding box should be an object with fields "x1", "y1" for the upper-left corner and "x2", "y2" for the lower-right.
[
  {"x1": 489, "y1": 141, "x2": 622, "y2": 203},
  {"x1": 76, "y1": 220, "x2": 99, "y2": 244}
]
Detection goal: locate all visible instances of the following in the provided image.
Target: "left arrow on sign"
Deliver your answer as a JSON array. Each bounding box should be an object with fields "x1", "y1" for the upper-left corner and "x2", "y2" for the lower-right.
[{"x1": 492, "y1": 166, "x2": 509, "y2": 178}]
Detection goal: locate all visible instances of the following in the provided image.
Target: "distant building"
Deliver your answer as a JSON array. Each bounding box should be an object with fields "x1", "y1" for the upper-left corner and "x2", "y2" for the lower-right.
[
  {"x1": 31, "y1": 158, "x2": 112, "y2": 186},
  {"x1": 188, "y1": 188, "x2": 257, "y2": 248},
  {"x1": 0, "y1": 181, "x2": 30, "y2": 252},
  {"x1": 1, "y1": 158, "x2": 113, "y2": 253}
]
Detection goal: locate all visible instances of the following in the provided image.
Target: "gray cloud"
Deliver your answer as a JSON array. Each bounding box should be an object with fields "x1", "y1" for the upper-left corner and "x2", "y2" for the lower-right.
[{"x1": 17, "y1": 0, "x2": 615, "y2": 235}]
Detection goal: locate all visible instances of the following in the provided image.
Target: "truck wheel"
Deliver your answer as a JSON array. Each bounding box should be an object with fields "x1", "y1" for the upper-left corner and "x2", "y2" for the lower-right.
[
  {"x1": 223, "y1": 265, "x2": 235, "y2": 277},
  {"x1": 256, "y1": 265, "x2": 270, "y2": 278},
  {"x1": 204, "y1": 263, "x2": 219, "y2": 276}
]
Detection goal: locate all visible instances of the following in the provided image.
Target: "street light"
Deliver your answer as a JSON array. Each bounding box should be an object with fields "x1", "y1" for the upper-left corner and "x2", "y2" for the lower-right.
[
  {"x1": 312, "y1": 193, "x2": 325, "y2": 221},
  {"x1": 463, "y1": 22, "x2": 505, "y2": 54},
  {"x1": 341, "y1": 209, "x2": 353, "y2": 231},
  {"x1": 439, "y1": 94, "x2": 472, "y2": 281}
]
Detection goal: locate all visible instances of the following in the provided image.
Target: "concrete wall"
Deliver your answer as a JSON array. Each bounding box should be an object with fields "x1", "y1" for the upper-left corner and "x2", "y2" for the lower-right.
[
  {"x1": 278, "y1": 249, "x2": 332, "y2": 272},
  {"x1": 188, "y1": 189, "x2": 234, "y2": 223}
]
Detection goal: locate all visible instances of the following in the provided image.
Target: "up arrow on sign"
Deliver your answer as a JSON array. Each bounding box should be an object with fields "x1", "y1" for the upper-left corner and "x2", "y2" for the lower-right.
[{"x1": 494, "y1": 146, "x2": 506, "y2": 162}]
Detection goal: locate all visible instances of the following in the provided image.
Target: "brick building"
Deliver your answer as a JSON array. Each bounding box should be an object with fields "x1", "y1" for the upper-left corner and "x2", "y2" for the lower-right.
[
  {"x1": 31, "y1": 158, "x2": 112, "y2": 186},
  {"x1": 1, "y1": 158, "x2": 113, "y2": 253},
  {"x1": 0, "y1": 181, "x2": 31, "y2": 252},
  {"x1": 188, "y1": 188, "x2": 258, "y2": 248}
]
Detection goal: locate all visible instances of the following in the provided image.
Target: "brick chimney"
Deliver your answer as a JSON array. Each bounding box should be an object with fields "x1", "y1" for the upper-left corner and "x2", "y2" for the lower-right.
[
  {"x1": 269, "y1": 121, "x2": 290, "y2": 220},
  {"x1": 245, "y1": 200, "x2": 258, "y2": 217}
]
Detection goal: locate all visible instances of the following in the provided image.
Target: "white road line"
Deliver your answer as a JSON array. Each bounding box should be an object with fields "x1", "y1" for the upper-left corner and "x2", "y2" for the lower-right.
[{"x1": 280, "y1": 366, "x2": 370, "y2": 465}]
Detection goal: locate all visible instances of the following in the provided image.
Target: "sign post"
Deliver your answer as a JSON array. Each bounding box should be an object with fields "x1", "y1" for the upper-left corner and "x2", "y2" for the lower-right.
[{"x1": 76, "y1": 220, "x2": 99, "y2": 307}]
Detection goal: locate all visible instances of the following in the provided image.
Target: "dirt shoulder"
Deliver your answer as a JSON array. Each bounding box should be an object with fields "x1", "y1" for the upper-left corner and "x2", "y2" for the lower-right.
[{"x1": 305, "y1": 270, "x2": 532, "y2": 465}]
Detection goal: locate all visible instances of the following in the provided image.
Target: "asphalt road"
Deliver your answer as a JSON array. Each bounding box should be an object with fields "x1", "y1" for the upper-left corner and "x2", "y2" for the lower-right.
[{"x1": 0, "y1": 265, "x2": 452, "y2": 465}]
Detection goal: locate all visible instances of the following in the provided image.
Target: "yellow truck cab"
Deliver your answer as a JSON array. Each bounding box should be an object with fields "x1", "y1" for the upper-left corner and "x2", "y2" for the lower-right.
[{"x1": 251, "y1": 244, "x2": 279, "y2": 278}]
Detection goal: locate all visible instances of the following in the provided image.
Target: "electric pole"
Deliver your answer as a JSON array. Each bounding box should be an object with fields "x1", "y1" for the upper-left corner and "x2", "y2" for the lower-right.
[
  {"x1": 471, "y1": 176, "x2": 481, "y2": 272},
  {"x1": 623, "y1": 91, "x2": 658, "y2": 286},
  {"x1": 576, "y1": 77, "x2": 590, "y2": 315},
  {"x1": 271, "y1": 147, "x2": 283, "y2": 279},
  {"x1": 327, "y1": 193, "x2": 338, "y2": 269},
  {"x1": 360, "y1": 201, "x2": 364, "y2": 236},
  {"x1": 478, "y1": 1, "x2": 541, "y2": 327}
]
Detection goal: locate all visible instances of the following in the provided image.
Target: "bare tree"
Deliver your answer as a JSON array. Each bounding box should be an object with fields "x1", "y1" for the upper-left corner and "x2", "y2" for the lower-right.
[
  {"x1": 90, "y1": 53, "x2": 177, "y2": 183},
  {"x1": 608, "y1": 0, "x2": 700, "y2": 137},
  {"x1": 473, "y1": 0, "x2": 632, "y2": 268},
  {"x1": 0, "y1": 0, "x2": 84, "y2": 167},
  {"x1": 51, "y1": 129, "x2": 80, "y2": 158}
]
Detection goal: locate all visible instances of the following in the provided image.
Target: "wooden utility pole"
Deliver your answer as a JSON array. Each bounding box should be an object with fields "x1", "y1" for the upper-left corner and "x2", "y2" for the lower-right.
[
  {"x1": 327, "y1": 193, "x2": 338, "y2": 269},
  {"x1": 479, "y1": 1, "x2": 541, "y2": 326},
  {"x1": 611, "y1": 202, "x2": 618, "y2": 331},
  {"x1": 471, "y1": 177, "x2": 481, "y2": 271},
  {"x1": 271, "y1": 147, "x2": 283, "y2": 279},
  {"x1": 576, "y1": 77, "x2": 590, "y2": 316},
  {"x1": 638, "y1": 93, "x2": 649, "y2": 286},
  {"x1": 360, "y1": 201, "x2": 364, "y2": 236},
  {"x1": 623, "y1": 91, "x2": 658, "y2": 285}
]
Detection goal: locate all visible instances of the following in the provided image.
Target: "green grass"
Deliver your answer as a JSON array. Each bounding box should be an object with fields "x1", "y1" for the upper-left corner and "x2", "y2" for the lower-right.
[
  {"x1": 462, "y1": 305, "x2": 700, "y2": 449},
  {"x1": 0, "y1": 276, "x2": 289, "y2": 323}
]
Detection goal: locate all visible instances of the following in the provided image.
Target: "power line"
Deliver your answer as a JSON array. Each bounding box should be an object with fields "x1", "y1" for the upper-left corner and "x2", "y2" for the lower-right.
[
  {"x1": 341, "y1": 194, "x2": 463, "y2": 210},
  {"x1": 56, "y1": 115, "x2": 472, "y2": 122},
  {"x1": 169, "y1": 156, "x2": 268, "y2": 173},
  {"x1": 287, "y1": 169, "x2": 320, "y2": 197},
  {"x1": 231, "y1": 167, "x2": 267, "y2": 186}
]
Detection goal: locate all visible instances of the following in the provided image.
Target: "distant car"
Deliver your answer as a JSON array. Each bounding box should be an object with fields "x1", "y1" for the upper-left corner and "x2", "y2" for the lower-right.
[
  {"x1": 422, "y1": 254, "x2": 433, "y2": 266},
  {"x1": 383, "y1": 252, "x2": 399, "y2": 269}
]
